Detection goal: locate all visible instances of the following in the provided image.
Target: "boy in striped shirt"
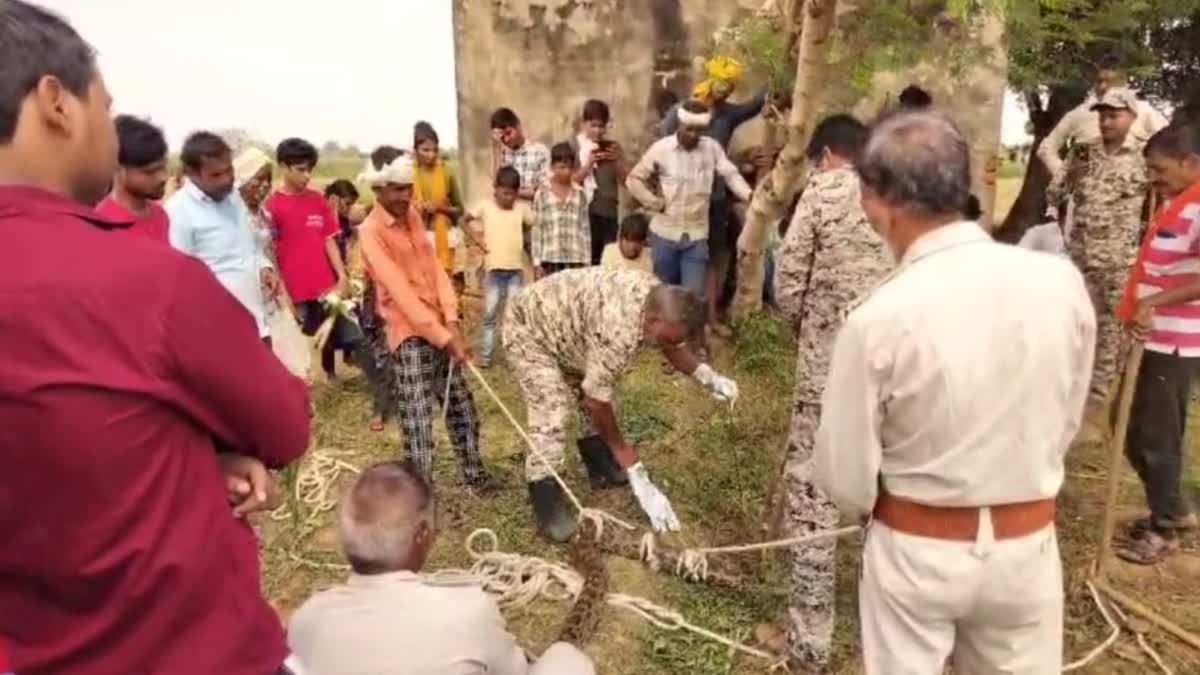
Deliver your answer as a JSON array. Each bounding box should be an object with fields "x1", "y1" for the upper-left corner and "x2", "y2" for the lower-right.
[{"x1": 1118, "y1": 123, "x2": 1200, "y2": 564}]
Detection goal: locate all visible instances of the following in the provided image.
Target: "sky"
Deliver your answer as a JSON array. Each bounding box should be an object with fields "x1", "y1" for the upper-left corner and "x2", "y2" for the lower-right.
[
  {"x1": 39, "y1": 0, "x2": 461, "y2": 150},
  {"x1": 40, "y1": 0, "x2": 1031, "y2": 152}
]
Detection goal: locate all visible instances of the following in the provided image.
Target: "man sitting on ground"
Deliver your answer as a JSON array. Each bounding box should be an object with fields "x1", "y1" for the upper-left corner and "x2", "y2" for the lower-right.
[{"x1": 288, "y1": 461, "x2": 594, "y2": 675}]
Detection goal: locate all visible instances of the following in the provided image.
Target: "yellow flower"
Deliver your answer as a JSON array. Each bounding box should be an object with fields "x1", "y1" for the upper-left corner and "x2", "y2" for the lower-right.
[{"x1": 692, "y1": 56, "x2": 743, "y2": 100}]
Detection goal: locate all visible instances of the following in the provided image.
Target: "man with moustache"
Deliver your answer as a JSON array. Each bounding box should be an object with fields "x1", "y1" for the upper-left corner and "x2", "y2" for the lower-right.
[
  {"x1": 166, "y1": 130, "x2": 280, "y2": 344},
  {"x1": 94, "y1": 114, "x2": 170, "y2": 241}
]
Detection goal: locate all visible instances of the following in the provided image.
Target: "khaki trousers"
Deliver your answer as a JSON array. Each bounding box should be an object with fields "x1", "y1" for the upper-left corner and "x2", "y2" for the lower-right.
[{"x1": 859, "y1": 517, "x2": 1063, "y2": 675}]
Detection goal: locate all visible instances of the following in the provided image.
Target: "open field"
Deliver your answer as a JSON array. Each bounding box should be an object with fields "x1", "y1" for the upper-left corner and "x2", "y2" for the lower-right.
[{"x1": 260, "y1": 286, "x2": 1200, "y2": 673}]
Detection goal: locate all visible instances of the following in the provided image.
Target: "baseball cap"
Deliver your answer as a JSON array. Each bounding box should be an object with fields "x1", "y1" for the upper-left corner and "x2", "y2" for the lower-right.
[{"x1": 1091, "y1": 87, "x2": 1139, "y2": 112}]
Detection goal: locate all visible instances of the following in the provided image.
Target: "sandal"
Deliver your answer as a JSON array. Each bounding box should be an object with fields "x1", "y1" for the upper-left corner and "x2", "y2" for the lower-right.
[
  {"x1": 1115, "y1": 530, "x2": 1180, "y2": 565},
  {"x1": 1127, "y1": 513, "x2": 1198, "y2": 536}
]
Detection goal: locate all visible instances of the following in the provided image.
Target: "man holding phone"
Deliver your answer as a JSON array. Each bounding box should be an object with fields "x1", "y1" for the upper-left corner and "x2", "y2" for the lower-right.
[{"x1": 576, "y1": 99, "x2": 627, "y2": 264}]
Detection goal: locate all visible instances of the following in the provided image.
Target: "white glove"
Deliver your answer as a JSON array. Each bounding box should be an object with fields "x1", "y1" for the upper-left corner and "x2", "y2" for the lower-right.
[
  {"x1": 627, "y1": 462, "x2": 680, "y2": 532},
  {"x1": 691, "y1": 364, "x2": 739, "y2": 407}
]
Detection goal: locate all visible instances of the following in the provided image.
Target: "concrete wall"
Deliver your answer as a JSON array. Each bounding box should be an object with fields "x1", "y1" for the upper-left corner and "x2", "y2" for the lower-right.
[
  {"x1": 849, "y1": 12, "x2": 1008, "y2": 227},
  {"x1": 452, "y1": 1, "x2": 1008, "y2": 224},
  {"x1": 452, "y1": 0, "x2": 759, "y2": 205}
]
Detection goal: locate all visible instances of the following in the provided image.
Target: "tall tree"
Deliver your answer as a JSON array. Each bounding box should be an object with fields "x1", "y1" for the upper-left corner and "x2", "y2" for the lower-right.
[
  {"x1": 732, "y1": 0, "x2": 839, "y2": 319},
  {"x1": 733, "y1": 0, "x2": 1008, "y2": 316}
]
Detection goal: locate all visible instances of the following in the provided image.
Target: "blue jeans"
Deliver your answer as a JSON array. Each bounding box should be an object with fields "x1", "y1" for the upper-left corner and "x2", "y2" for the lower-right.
[
  {"x1": 650, "y1": 234, "x2": 708, "y2": 298},
  {"x1": 480, "y1": 269, "x2": 524, "y2": 362}
]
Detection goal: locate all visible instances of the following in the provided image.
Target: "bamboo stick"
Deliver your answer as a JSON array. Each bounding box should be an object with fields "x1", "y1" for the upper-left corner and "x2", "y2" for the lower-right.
[
  {"x1": 1094, "y1": 578, "x2": 1200, "y2": 652},
  {"x1": 1094, "y1": 342, "x2": 1144, "y2": 580}
]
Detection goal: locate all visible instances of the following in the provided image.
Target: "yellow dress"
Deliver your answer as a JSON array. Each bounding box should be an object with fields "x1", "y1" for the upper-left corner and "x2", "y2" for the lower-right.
[{"x1": 413, "y1": 160, "x2": 463, "y2": 274}]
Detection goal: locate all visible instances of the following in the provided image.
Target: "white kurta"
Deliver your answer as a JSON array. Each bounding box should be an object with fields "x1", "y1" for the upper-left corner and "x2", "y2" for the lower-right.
[{"x1": 814, "y1": 221, "x2": 1096, "y2": 674}]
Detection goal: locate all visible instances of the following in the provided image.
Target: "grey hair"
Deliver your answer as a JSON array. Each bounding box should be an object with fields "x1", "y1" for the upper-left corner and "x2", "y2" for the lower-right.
[
  {"x1": 856, "y1": 110, "x2": 971, "y2": 218},
  {"x1": 337, "y1": 461, "x2": 434, "y2": 573},
  {"x1": 645, "y1": 284, "x2": 705, "y2": 340}
]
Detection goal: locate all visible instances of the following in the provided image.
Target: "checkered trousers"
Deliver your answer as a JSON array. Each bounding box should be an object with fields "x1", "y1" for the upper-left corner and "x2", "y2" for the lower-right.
[{"x1": 392, "y1": 338, "x2": 485, "y2": 483}]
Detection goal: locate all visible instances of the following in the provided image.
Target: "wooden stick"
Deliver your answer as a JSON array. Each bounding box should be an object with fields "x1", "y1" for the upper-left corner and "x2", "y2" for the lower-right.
[
  {"x1": 1095, "y1": 578, "x2": 1200, "y2": 652},
  {"x1": 1095, "y1": 342, "x2": 1144, "y2": 580}
]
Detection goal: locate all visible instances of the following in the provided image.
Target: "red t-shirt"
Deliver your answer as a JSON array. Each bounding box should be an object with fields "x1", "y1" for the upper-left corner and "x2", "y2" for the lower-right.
[
  {"x1": 265, "y1": 190, "x2": 338, "y2": 302},
  {"x1": 94, "y1": 196, "x2": 170, "y2": 242}
]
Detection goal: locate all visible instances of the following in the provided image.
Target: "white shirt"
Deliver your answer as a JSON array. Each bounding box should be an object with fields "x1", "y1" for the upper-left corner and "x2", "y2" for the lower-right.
[
  {"x1": 288, "y1": 571, "x2": 532, "y2": 675},
  {"x1": 1037, "y1": 93, "x2": 1168, "y2": 176},
  {"x1": 814, "y1": 222, "x2": 1096, "y2": 521},
  {"x1": 166, "y1": 181, "x2": 273, "y2": 337}
]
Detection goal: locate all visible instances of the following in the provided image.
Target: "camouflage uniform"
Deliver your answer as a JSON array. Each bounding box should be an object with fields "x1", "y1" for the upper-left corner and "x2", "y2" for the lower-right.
[
  {"x1": 774, "y1": 167, "x2": 892, "y2": 670},
  {"x1": 1054, "y1": 136, "x2": 1149, "y2": 403},
  {"x1": 502, "y1": 268, "x2": 659, "y2": 481}
]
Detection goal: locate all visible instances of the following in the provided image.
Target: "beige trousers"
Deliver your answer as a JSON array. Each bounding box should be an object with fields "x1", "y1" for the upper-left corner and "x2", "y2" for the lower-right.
[
  {"x1": 530, "y1": 642, "x2": 595, "y2": 675},
  {"x1": 859, "y1": 516, "x2": 1063, "y2": 675}
]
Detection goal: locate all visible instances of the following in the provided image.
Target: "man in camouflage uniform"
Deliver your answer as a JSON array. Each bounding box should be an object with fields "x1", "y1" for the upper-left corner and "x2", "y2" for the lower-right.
[
  {"x1": 1050, "y1": 88, "x2": 1151, "y2": 420},
  {"x1": 502, "y1": 267, "x2": 739, "y2": 541},
  {"x1": 774, "y1": 114, "x2": 892, "y2": 671}
]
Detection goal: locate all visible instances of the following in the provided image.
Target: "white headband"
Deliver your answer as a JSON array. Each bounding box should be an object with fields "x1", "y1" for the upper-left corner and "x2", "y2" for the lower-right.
[
  {"x1": 358, "y1": 155, "x2": 414, "y2": 188},
  {"x1": 677, "y1": 108, "x2": 712, "y2": 128}
]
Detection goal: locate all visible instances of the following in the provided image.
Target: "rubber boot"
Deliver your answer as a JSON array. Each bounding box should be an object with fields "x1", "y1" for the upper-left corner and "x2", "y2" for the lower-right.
[
  {"x1": 528, "y1": 478, "x2": 577, "y2": 543},
  {"x1": 576, "y1": 435, "x2": 629, "y2": 489}
]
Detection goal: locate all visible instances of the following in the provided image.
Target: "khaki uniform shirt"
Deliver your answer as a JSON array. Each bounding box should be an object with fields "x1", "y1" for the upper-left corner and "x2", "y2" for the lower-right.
[
  {"x1": 1049, "y1": 135, "x2": 1150, "y2": 270},
  {"x1": 1037, "y1": 94, "x2": 1167, "y2": 176},
  {"x1": 288, "y1": 571, "x2": 529, "y2": 675},
  {"x1": 814, "y1": 222, "x2": 1096, "y2": 521}
]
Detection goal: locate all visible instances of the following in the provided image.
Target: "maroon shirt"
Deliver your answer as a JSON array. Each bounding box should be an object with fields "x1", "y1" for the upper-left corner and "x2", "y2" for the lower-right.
[
  {"x1": 94, "y1": 195, "x2": 171, "y2": 242},
  {"x1": 0, "y1": 186, "x2": 310, "y2": 675}
]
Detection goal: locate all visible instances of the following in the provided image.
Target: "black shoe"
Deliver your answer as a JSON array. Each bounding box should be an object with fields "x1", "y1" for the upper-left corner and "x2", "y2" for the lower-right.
[
  {"x1": 528, "y1": 478, "x2": 577, "y2": 543},
  {"x1": 576, "y1": 435, "x2": 628, "y2": 489}
]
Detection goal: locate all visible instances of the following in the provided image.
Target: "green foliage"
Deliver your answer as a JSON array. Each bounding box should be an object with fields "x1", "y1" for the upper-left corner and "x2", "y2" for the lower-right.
[
  {"x1": 713, "y1": 15, "x2": 796, "y2": 96},
  {"x1": 710, "y1": 0, "x2": 1200, "y2": 114}
]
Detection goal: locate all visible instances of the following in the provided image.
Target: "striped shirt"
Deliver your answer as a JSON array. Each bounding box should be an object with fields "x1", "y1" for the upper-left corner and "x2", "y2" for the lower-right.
[{"x1": 1138, "y1": 197, "x2": 1200, "y2": 356}]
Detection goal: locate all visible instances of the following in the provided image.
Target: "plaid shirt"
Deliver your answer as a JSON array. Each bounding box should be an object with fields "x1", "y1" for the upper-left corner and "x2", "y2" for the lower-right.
[
  {"x1": 501, "y1": 142, "x2": 551, "y2": 194},
  {"x1": 625, "y1": 135, "x2": 752, "y2": 242},
  {"x1": 531, "y1": 183, "x2": 591, "y2": 265}
]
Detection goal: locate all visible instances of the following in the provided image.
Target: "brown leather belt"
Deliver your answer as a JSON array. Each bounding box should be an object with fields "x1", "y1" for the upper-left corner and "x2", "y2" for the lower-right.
[{"x1": 873, "y1": 492, "x2": 1056, "y2": 541}]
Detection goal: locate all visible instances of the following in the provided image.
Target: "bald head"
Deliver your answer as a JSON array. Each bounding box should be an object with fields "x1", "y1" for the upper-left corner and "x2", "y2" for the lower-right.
[
  {"x1": 857, "y1": 110, "x2": 971, "y2": 219},
  {"x1": 337, "y1": 461, "x2": 435, "y2": 574},
  {"x1": 643, "y1": 284, "x2": 705, "y2": 347}
]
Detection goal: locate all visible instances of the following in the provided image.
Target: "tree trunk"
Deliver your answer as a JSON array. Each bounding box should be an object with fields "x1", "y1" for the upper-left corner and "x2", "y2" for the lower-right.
[
  {"x1": 991, "y1": 85, "x2": 1085, "y2": 243},
  {"x1": 733, "y1": 0, "x2": 838, "y2": 319}
]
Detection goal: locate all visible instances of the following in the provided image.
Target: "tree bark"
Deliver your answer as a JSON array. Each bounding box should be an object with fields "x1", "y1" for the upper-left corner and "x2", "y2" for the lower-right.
[
  {"x1": 992, "y1": 85, "x2": 1086, "y2": 243},
  {"x1": 733, "y1": 0, "x2": 839, "y2": 319}
]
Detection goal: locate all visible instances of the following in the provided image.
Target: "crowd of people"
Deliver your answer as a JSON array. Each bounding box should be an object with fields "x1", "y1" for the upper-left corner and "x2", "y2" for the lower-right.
[{"x1": 4, "y1": 0, "x2": 1200, "y2": 673}]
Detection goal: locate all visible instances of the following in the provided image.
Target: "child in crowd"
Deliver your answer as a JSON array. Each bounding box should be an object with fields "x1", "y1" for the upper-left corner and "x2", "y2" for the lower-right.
[
  {"x1": 266, "y1": 138, "x2": 382, "y2": 397},
  {"x1": 490, "y1": 107, "x2": 549, "y2": 202},
  {"x1": 576, "y1": 99, "x2": 625, "y2": 264},
  {"x1": 465, "y1": 166, "x2": 533, "y2": 367},
  {"x1": 532, "y1": 142, "x2": 590, "y2": 278},
  {"x1": 600, "y1": 213, "x2": 653, "y2": 274}
]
